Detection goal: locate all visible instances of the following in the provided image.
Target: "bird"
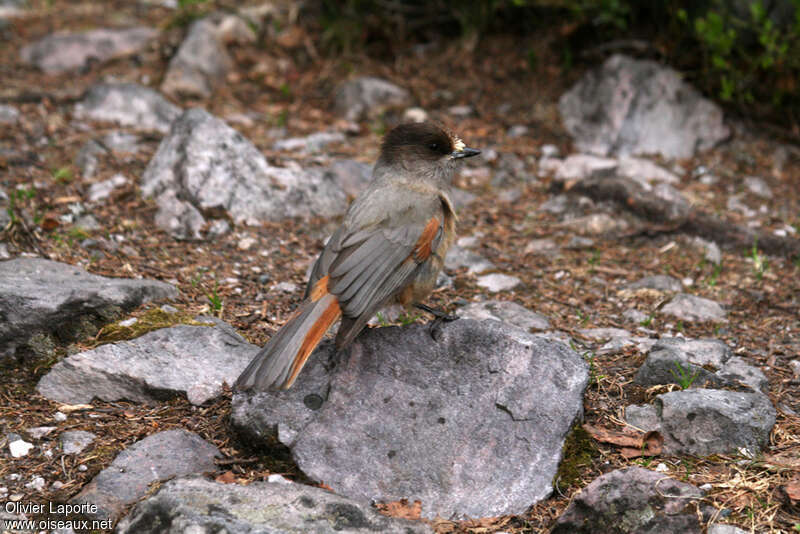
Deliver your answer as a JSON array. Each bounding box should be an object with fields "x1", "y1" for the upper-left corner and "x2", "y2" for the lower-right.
[{"x1": 234, "y1": 122, "x2": 481, "y2": 391}]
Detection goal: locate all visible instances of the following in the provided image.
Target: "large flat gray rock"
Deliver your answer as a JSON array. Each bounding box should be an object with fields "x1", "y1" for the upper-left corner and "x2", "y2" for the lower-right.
[
  {"x1": 559, "y1": 54, "x2": 730, "y2": 159},
  {"x1": 625, "y1": 389, "x2": 776, "y2": 456},
  {"x1": 116, "y1": 476, "x2": 433, "y2": 534},
  {"x1": 71, "y1": 429, "x2": 219, "y2": 522},
  {"x1": 73, "y1": 83, "x2": 182, "y2": 134},
  {"x1": 141, "y1": 108, "x2": 348, "y2": 239},
  {"x1": 0, "y1": 258, "x2": 177, "y2": 360},
  {"x1": 36, "y1": 317, "x2": 258, "y2": 406},
  {"x1": 552, "y1": 467, "x2": 703, "y2": 534},
  {"x1": 233, "y1": 319, "x2": 588, "y2": 519},
  {"x1": 20, "y1": 27, "x2": 157, "y2": 74}
]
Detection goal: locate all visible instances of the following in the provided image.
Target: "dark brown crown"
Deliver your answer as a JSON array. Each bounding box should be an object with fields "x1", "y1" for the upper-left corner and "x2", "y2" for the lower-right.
[{"x1": 379, "y1": 122, "x2": 455, "y2": 163}]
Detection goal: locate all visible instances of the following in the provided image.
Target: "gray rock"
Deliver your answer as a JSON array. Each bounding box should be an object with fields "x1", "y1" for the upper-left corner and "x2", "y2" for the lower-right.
[
  {"x1": 616, "y1": 156, "x2": 680, "y2": 185},
  {"x1": 325, "y1": 159, "x2": 373, "y2": 197},
  {"x1": 458, "y1": 300, "x2": 550, "y2": 331},
  {"x1": 142, "y1": 108, "x2": 348, "y2": 239},
  {"x1": 20, "y1": 27, "x2": 157, "y2": 74},
  {"x1": 74, "y1": 139, "x2": 105, "y2": 179},
  {"x1": 0, "y1": 244, "x2": 10, "y2": 260},
  {"x1": 73, "y1": 83, "x2": 181, "y2": 134},
  {"x1": 232, "y1": 319, "x2": 588, "y2": 519},
  {"x1": 37, "y1": 317, "x2": 257, "y2": 406},
  {"x1": 273, "y1": 131, "x2": 346, "y2": 153},
  {"x1": 27, "y1": 426, "x2": 56, "y2": 439},
  {"x1": 692, "y1": 237, "x2": 722, "y2": 265},
  {"x1": 335, "y1": 76, "x2": 411, "y2": 121},
  {"x1": 625, "y1": 389, "x2": 776, "y2": 455},
  {"x1": 550, "y1": 154, "x2": 618, "y2": 183},
  {"x1": 70, "y1": 429, "x2": 219, "y2": 522},
  {"x1": 0, "y1": 104, "x2": 19, "y2": 124},
  {"x1": 552, "y1": 467, "x2": 702, "y2": 534},
  {"x1": 524, "y1": 238, "x2": 559, "y2": 256},
  {"x1": 660, "y1": 293, "x2": 727, "y2": 322},
  {"x1": 0, "y1": 258, "x2": 177, "y2": 360},
  {"x1": 708, "y1": 524, "x2": 749, "y2": 534},
  {"x1": 559, "y1": 54, "x2": 730, "y2": 159},
  {"x1": 625, "y1": 275, "x2": 682, "y2": 292},
  {"x1": 743, "y1": 176, "x2": 772, "y2": 199},
  {"x1": 117, "y1": 475, "x2": 433, "y2": 534},
  {"x1": 444, "y1": 245, "x2": 495, "y2": 274},
  {"x1": 634, "y1": 337, "x2": 767, "y2": 393},
  {"x1": 59, "y1": 430, "x2": 95, "y2": 455},
  {"x1": 161, "y1": 18, "x2": 231, "y2": 99},
  {"x1": 566, "y1": 213, "x2": 629, "y2": 235},
  {"x1": 87, "y1": 173, "x2": 128, "y2": 203},
  {"x1": 403, "y1": 106, "x2": 428, "y2": 123},
  {"x1": 623, "y1": 308, "x2": 648, "y2": 323},
  {"x1": 476, "y1": 273, "x2": 521, "y2": 293}
]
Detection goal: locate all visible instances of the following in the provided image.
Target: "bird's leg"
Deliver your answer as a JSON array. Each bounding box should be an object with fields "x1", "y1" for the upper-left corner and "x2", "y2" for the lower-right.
[{"x1": 415, "y1": 303, "x2": 458, "y2": 341}]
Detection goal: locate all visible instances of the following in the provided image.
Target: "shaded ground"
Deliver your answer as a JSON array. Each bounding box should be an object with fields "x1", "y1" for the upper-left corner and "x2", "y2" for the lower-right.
[{"x1": 1, "y1": 1, "x2": 799, "y2": 532}]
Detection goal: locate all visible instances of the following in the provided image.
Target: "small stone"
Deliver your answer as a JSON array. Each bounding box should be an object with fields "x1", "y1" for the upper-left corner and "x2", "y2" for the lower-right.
[
  {"x1": 0, "y1": 104, "x2": 19, "y2": 124},
  {"x1": 402, "y1": 107, "x2": 428, "y2": 123},
  {"x1": 9, "y1": 438, "x2": 34, "y2": 458},
  {"x1": 78, "y1": 464, "x2": 87, "y2": 472},
  {"x1": 444, "y1": 245, "x2": 495, "y2": 275},
  {"x1": 272, "y1": 131, "x2": 345, "y2": 153},
  {"x1": 27, "y1": 426, "x2": 57, "y2": 439},
  {"x1": 25, "y1": 476, "x2": 46, "y2": 491},
  {"x1": 51, "y1": 481, "x2": 65, "y2": 490},
  {"x1": 708, "y1": 524, "x2": 750, "y2": 534},
  {"x1": 507, "y1": 125, "x2": 528, "y2": 138},
  {"x1": 87, "y1": 174, "x2": 128, "y2": 203},
  {"x1": 743, "y1": 176, "x2": 772, "y2": 199},
  {"x1": 699, "y1": 483, "x2": 712, "y2": 492},
  {"x1": 74, "y1": 214, "x2": 101, "y2": 231},
  {"x1": 54, "y1": 412, "x2": 67, "y2": 422},
  {"x1": 540, "y1": 144, "x2": 559, "y2": 159},
  {"x1": 524, "y1": 238, "x2": 559, "y2": 256},
  {"x1": 273, "y1": 281, "x2": 298, "y2": 293},
  {"x1": 237, "y1": 236, "x2": 257, "y2": 251},
  {"x1": 789, "y1": 360, "x2": 800, "y2": 378},
  {"x1": 625, "y1": 275, "x2": 682, "y2": 292},
  {"x1": 661, "y1": 294, "x2": 727, "y2": 322},
  {"x1": 476, "y1": 273, "x2": 521, "y2": 293},
  {"x1": 334, "y1": 77, "x2": 410, "y2": 121},
  {"x1": 623, "y1": 309, "x2": 649, "y2": 323},
  {"x1": 692, "y1": 237, "x2": 722, "y2": 265},
  {"x1": 448, "y1": 105, "x2": 473, "y2": 117},
  {"x1": 0, "y1": 243, "x2": 10, "y2": 260},
  {"x1": 73, "y1": 83, "x2": 181, "y2": 134},
  {"x1": 20, "y1": 27, "x2": 157, "y2": 74},
  {"x1": 160, "y1": 304, "x2": 178, "y2": 314},
  {"x1": 567, "y1": 213, "x2": 628, "y2": 235},
  {"x1": 118, "y1": 318, "x2": 138, "y2": 327}
]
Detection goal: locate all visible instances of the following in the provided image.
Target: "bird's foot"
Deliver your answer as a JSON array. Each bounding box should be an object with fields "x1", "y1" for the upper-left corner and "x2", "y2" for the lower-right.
[{"x1": 415, "y1": 303, "x2": 458, "y2": 341}]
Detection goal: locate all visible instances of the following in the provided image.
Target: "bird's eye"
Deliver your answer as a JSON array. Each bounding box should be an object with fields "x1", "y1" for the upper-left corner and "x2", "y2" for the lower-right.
[{"x1": 429, "y1": 143, "x2": 439, "y2": 151}]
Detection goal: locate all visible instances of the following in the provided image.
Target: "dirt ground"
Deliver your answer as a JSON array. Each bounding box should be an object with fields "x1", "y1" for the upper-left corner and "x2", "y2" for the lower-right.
[{"x1": 1, "y1": 1, "x2": 799, "y2": 533}]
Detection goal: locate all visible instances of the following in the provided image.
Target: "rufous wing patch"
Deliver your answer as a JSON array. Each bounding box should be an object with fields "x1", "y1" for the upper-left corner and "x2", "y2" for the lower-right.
[{"x1": 412, "y1": 217, "x2": 440, "y2": 262}]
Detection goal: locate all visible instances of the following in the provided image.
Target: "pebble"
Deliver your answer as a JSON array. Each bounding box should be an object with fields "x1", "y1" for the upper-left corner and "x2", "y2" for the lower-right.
[
  {"x1": 54, "y1": 412, "x2": 67, "y2": 422},
  {"x1": 476, "y1": 273, "x2": 521, "y2": 293},
  {"x1": 119, "y1": 318, "x2": 138, "y2": 327},
  {"x1": 9, "y1": 438, "x2": 34, "y2": 458},
  {"x1": 25, "y1": 476, "x2": 46, "y2": 491}
]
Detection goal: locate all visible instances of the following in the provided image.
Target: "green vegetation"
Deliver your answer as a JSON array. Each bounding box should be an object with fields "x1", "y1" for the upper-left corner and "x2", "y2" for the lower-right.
[
  {"x1": 669, "y1": 361, "x2": 700, "y2": 389},
  {"x1": 749, "y1": 239, "x2": 769, "y2": 280},
  {"x1": 51, "y1": 166, "x2": 73, "y2": 183},
  {"x1": 555, "y1": 424, "x2": 598, "y2": 493},
  {"x1": 207, "y1": 281, "x2": 223, "y2": 313},
  {"x1": 311, "y1": 0, "x2": 800, "y2": 128}
]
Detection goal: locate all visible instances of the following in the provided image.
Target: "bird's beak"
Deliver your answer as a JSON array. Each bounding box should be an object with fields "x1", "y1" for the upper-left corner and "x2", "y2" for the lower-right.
[{"x1": 451, "y1": 147, "x2": 481, "y2": 159}]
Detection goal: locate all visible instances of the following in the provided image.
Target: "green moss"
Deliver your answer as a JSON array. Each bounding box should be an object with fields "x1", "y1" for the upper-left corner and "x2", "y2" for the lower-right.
[
  {"x1": 555, "y1": 424, "x2": 598, "y2": 493},
  {"x1": 92, "y1": 308, "x2": 208, "y2": 346}
]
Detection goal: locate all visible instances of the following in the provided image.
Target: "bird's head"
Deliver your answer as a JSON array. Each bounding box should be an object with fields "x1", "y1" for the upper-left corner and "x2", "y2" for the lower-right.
[{"x1": 378, "y1": 122, "x2": 481, "y2": 175}]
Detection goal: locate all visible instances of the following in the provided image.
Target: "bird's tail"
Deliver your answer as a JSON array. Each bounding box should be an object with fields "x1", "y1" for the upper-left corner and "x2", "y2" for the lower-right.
[{"x1": 235, "y1": 277, "x2": 341, "y2": 391}]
